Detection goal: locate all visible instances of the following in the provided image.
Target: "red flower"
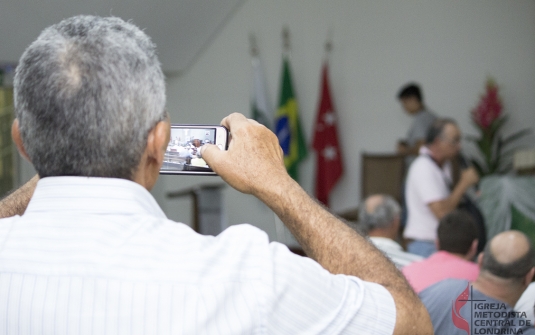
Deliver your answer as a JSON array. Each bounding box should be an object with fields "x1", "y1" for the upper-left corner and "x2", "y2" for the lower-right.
[{"x1": 471, "y1": 79, "x2": 503, "y2": 129}]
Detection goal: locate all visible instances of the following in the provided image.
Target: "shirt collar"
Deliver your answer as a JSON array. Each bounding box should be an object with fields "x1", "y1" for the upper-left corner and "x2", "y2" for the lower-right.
[
  {"x1": 419, "y1": 146, "x2": 432, "y2": 155},
  {"x1": 25, "y1": 176, "x2": 166, "y2": 218},
  {"x1": 369, "y1": 237, "x2": 403, "y2": 251}
]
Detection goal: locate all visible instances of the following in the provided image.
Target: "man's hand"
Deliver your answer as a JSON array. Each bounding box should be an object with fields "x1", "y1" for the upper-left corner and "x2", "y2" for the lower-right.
[
  {"x1": 201, "y1": 113, "x2": 288, "y2": 196},
  {"x1": 460, "y1": 166, "x2": 479, "y2": 187},
  {"x1": 429, "y1": 166, "x2": 479, "y2": 220},
  {"x1": 397, "y1": 141, "x2": 409, "y2": 155}
]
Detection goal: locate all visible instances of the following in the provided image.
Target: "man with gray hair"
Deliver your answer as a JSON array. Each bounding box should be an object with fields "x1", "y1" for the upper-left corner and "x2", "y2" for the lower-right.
[
  {"x1": 0, "y1": 16, "x2": 432, "y2": 334},
  {"x1": 420, "y1": 230, "x2": 535, "y2": 335},
  {"x1": 403, "y1": 118, "x2": 480, "y2": 257},
  {"x1": 359, "y1": 194, "x2": 423, "y2": 268}
]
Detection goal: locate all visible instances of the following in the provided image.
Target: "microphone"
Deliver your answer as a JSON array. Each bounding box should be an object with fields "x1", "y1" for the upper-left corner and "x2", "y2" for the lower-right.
[
  {"x1": 458, "y1": 155, "x2": 479, "y2": 191},
  {"x1": 458, "y1": 154, "x2": 469, "y2": 169}
]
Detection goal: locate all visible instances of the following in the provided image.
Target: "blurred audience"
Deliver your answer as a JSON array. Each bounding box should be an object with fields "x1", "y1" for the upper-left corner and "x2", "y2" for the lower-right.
[
  {"x1": 402, "y1": 210, "x2": 479, "y2": 293},
  {"x1": 358, "y1": 194, "x2": 423, "y2": 268},
  {"x1": 419, "y1": 230, "x2": 535, "y2": 334}
]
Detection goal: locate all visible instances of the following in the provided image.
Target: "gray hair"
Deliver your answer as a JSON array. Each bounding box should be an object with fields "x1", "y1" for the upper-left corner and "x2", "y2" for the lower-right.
[
  {"x1": 359, "y1": 195, "x2": 401, "y2": 232},
  {"x1": 425, "y1": 118, "x2": 458, "y2": 145},
  {"x1": 14, "y1": 15, "x2": 166, "y2": 179}
]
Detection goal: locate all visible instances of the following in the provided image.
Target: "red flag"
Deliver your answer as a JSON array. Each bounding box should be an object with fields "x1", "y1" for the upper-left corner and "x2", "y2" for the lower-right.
[{"x1": 312, "y1": 63, "x2": 343, "y2": 206}]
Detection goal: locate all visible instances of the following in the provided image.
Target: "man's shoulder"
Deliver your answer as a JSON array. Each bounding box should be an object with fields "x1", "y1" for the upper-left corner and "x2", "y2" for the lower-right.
[
  {"x1": 420, "y1": 278, "x2": 469, "y2": 299},
  {"x1": 2, "y1": 213, "x2": 274, "y2": 283},
  {"x1": 407, "y1": 153, "x2": 437, "y2": 177},
  {"x1": 415, "y1": 109, "x2": 437, "y2": 122},
  {"x1": 215, "y1": 223, "x2": 270, "y2": 243},
  {"x1": 370, "y1": 237, "x2": 423, "y2": 268},
  {"x1": 403, "y1": 253, "x2": 478, "y2": 281},
  {"x1": 151, "y1": 221, "x2": 271, "y2": 259},
  {"x1": 0, "y1": 215, "x2": 20, "y2": 234}
]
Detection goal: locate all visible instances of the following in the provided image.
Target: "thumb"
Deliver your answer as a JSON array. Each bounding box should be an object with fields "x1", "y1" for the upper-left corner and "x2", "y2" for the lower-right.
[{"x1": 200, "y1": 144, "x2": 226, "y2": 172}]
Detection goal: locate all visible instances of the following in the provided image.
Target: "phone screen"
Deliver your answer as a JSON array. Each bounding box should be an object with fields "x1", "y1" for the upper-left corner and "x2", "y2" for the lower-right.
[{"x1": 160, "y1": 126, "x2": 227, "y2": 175}]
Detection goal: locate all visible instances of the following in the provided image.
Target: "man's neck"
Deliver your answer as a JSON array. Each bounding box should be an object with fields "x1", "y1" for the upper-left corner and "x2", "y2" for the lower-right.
[
  {"x1": 410, "y1": 106, "x2": 425, "y2": 115},
  {"x1": 425, "y1": 146, "x2": 446, "y2": 166},
  {"x1": 471, "y1": 274, "x2": 524, "y2": 307},
  {"x1": 368, "y1": 228, "x2": 397, "y2": 241},
  {"x1": 444, "y1": 251, "x2": 473, "y2": 261}
]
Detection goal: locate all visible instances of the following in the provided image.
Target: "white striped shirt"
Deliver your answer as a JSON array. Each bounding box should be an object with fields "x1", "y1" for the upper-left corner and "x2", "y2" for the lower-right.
[{"x1": 0, "y1": 177, "x2": 396, "y2": 334}]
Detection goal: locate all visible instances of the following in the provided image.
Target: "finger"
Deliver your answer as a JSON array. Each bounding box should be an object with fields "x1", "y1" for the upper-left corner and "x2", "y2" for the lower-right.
[
  {"x1": 200, "y1": 144, "x2": 226, "y2": 170},
  {"x1": 220, "y1": 113, "x2": 248, "y2": 132}
]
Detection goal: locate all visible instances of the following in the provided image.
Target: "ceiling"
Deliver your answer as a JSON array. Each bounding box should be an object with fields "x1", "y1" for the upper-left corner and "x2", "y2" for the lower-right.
[{"x1": 0, "y1": 0, "x2": 245, "y2": 74}]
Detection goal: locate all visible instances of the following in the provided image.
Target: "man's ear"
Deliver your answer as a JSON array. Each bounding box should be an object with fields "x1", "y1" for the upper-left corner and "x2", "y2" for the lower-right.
[
  {"x1": 466, "y1": 239, "x2": 479, "y2": 260},
  {"x1": 524, "y1": 267, "x2": 535, "y2": 287},
  {"x1": 146, "y1": 120, "x2": 170, "y2": 166},
  {"x1": 477, "y1": 252, "x2": 484, "y2": 269},
  {"x1": 11, "y1": 119, "x2": 31, "y2": 162}
]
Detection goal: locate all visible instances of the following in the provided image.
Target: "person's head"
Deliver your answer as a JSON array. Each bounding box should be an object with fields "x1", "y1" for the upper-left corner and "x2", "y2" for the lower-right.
[
  {"x1": 192, "y1": 139, "x2": 201, "y2": 148},
  {"x1": 425, "y1": 118, "x2": 461, "y2": 161},
  {"x1": 478, "y1": 231, "x2": 535, "y2": 288},
  {"x1": 359, "y1": 194, "x2": 401, "y2": 238},
  {"x1": 437, "y1": 210, "x2": 478, "y2": 259},
  {"x1": 12, "y1": 15, "x2": 168, "y2": 189},
  {"x1": 397, "y1": 83, "x2": 423, "y2": 114}
]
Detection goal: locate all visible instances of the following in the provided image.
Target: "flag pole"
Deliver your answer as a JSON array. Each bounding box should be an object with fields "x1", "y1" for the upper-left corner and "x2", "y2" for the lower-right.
[
  {"x1": 324, "y1": 29, "x2": 333, "y2": 64},
  {"x1": 282, "y1": 26, "x2": 291, "y2": 59},
  {"x1": 249, "y1": 33, "x2": 258, "y2": 58}
]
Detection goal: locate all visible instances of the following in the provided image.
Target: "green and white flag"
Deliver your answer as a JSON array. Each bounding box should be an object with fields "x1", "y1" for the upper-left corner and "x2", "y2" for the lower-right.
[{"x1": 251, "y1": 56, "x2": 273, "y2": 130}]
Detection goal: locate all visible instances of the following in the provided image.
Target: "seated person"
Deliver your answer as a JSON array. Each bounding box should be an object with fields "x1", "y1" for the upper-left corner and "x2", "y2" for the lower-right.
[
  {"x1": 358, "y1": 194, "x2": 423, "y2": 268},
  {"x1": 420, "y1": 231, "x2": 535, "y2": 335},
  {"x1": 188, "y1": 138, "x2": 202, "y2": 157},
  {"x1": 0, "y1": 15, "x2": 432, "y2": 334},
  {"x1": 402, "y1": 209, "x2": 479, "y2": 293},
  {"x1": 515, "y1": 281, "x2": 535, "y2": 326}
]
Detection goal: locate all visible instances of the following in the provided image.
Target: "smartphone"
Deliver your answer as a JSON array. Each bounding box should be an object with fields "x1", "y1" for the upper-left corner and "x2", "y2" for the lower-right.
[{"x1": 160, "y1": 124, "x2": 229, "y2": 175}]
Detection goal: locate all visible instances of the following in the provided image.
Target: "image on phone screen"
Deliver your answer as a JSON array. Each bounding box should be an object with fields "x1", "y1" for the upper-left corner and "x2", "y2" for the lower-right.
[{"x1": 160, "y1": 125, "x2": 229, "y2": 175}]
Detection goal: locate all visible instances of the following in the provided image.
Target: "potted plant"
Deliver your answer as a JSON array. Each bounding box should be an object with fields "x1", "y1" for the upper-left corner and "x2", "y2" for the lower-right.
[{"x1": 467, "y1": 78, "x2": 531, "y2": 177}]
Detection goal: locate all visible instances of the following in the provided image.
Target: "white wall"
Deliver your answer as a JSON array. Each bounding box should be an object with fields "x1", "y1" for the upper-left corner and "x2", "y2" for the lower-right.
[{"x1": 153, "y1": 0, "x2": 535, "y2": 241}]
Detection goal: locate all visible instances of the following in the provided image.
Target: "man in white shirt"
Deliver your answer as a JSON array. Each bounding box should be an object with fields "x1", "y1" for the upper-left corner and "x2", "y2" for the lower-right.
[
  {"x1": 516, "y1": 282, "x2": 535, "y2": 325},
  {"x1": 0, "y1": 15, "x2": 432, "y2": 334},
  {"x1": 358, "y1": 194, "x2": 423, "y2": 268},
  {"x1": 403, "y1": 119, "x2": 479, "y2": 257}
]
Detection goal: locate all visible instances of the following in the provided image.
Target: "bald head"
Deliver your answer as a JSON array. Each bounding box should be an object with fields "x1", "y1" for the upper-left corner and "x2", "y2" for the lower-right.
[
  {"x1": 359, "y1": 194, "x2": 400, "y2": 232},
  {"x1": 365, "y1": 195, "x2": 384, "y2": 213},
  {"x1": 490, "y1": 231, "x2": 531, "y2": 263},
  {"x1": 482, "y1": 231, "x2": 535, "y2": 280}
]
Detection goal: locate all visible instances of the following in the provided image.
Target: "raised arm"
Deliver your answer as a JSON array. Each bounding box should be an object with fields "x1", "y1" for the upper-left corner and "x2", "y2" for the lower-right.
[
  {"x1": 428, "y1": 167, "x2": 479, "y2": 219},
  {"x1": 202, "y1": 113, "x2": 433, "y2": 335},
  {"x1": 0, "y1": 175, "x2": 38, "y2": 218}
]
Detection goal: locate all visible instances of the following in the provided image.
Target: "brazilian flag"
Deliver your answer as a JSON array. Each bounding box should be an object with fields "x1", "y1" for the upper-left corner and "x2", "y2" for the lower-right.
[{"x1": 275, "y1": 57, "x2": 307, "y2": 182}]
